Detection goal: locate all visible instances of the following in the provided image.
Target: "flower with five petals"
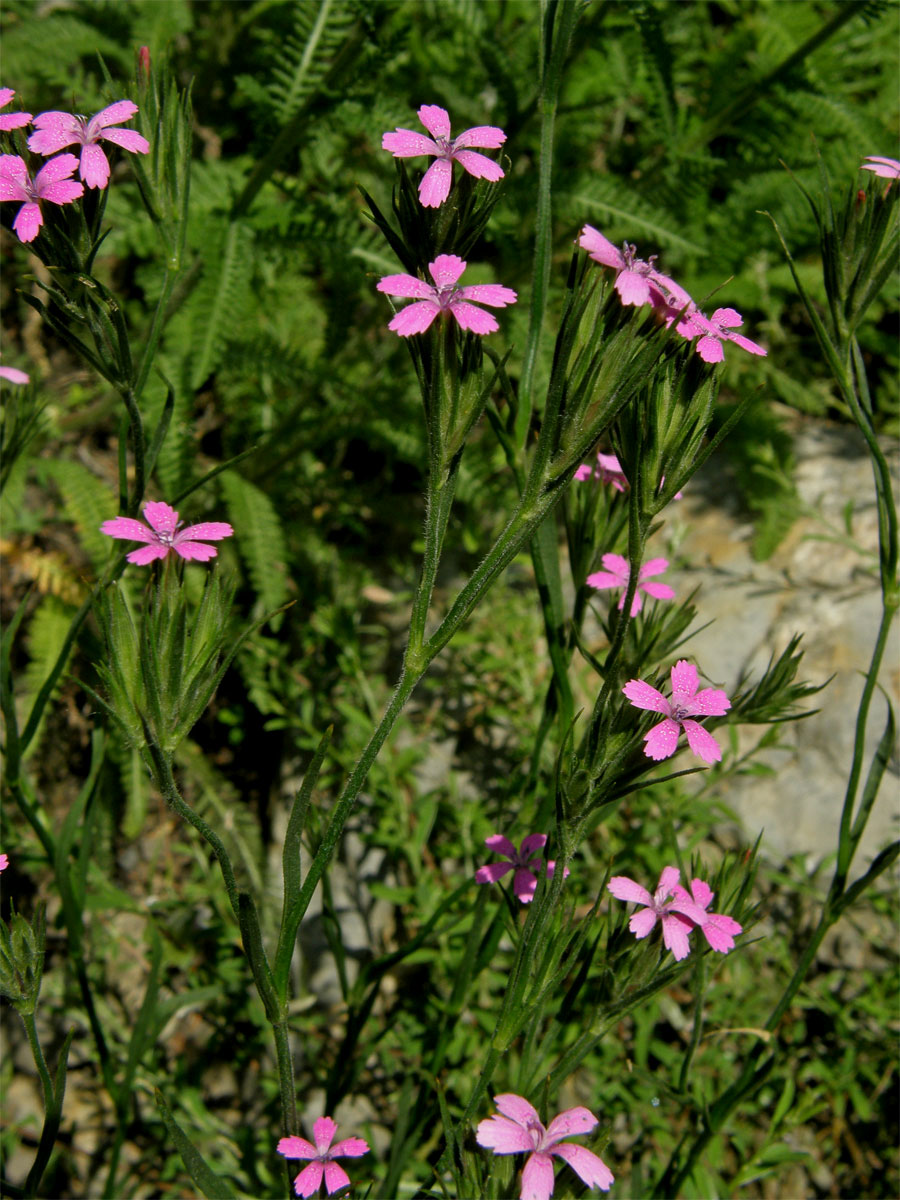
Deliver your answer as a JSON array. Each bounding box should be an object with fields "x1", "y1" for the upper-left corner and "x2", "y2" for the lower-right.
[
  {"x1": 623, "y1": 659, "x2": 731, "y2": 764},
  {"x1": 587, "y1": 554, "x2": 675, "y2": 616},
  {"x1": 475, "y1": 834, "x2": 568, "y2": 904},
  {"x1": 382, "y1": 104, "x2": 505, "y2": 207},
  {"x1": 607, "y1": 865, "x2": 710, "y2": 961},
  {"x1": 377, "y1": 253, "x2": 516, "y2": 337},
  {"x1": 101, "y1": 501, "x2": 233, "y2": 565},
  {"x1": 28, "y1": 101, "x2": 149, "y2": 189},
  {"x1": 277, "y1": 1116, "x2": 369, "y2": 1198}
]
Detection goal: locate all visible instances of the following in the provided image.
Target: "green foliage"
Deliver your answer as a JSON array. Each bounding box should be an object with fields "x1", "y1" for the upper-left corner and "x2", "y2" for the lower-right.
[{"x1": 219, "y1": 469, "x2": 289, "y2": 620}]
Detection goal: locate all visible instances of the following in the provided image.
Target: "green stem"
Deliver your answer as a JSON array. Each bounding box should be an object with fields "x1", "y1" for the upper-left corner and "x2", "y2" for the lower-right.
[
  {"x1": 133, "y1": 265, "x2": 180, "y2": 400},
  {"x1": 22, "y1": 1012, "x2": 53, "y2": 1111}
]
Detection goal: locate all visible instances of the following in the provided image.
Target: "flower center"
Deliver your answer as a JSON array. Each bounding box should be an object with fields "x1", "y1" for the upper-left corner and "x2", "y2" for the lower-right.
[
  {"x1": 620, "y1": 243, "x2": 657, "y2": 274},
  {"x1": 435, "y1": 283, "x2": 459, "y2": 309}
]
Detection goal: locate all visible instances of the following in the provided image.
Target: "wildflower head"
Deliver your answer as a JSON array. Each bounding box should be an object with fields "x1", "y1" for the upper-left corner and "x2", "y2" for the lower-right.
[
  {"x1": 101, "y1": 500, "x2": 233, "y2": 565},
  {"x1": 277, "y1": 1116, "x2": 369, "y2": 1198},
  {"x1": 382, "y1": 104, "x2": 506, "y2": 208},
  {"x1": 623, "y1": 659, "x2": 731, "y2": 764},
  {"x1": 28, "y1": 101, "x2": 150, "y2": 189},
  {"x1": 377, "y1": 254, "x2": 516, "y2": 337},
  {"x1": 475, "y1": 833, "x2": 569, "y2": 903}
]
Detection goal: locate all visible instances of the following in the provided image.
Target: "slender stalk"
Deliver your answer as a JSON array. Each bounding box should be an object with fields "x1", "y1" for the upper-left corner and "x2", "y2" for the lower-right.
[{"x1": 21, "y1": 1012, "x2": 53, "y2": 1110}]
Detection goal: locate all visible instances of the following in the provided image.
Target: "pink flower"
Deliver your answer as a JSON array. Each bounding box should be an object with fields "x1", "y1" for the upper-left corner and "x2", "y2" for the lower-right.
[
  {"x1": 382, "y1": 104, "x2": 505, "y2": 208},
  {"x1": 476, "y1": 1094, "x2": 613, "y2": 1200},
  {"x1": 377, "y1": 253, "x2": 516, "y2": 337},
  {"x1": 574, "y1": 451, "x2": 628, "y2": 490},
  {"x1": 277, "y1": 1116, "x2": 369, "y2": 1198},
  {"x1": 101, "y1": 501, "x2": 233, "y2": 565},
  {"x1": 579, "y1": 224, "x2": 693, "y2": 316},
  {"x1": 0, "y1": 88, "x2": 32, "y2": 131},
  {"x1": 860, "y1": 156, "x2": 900, "y2": 179},
  {"x1": 587, "y1": 554, "x2": 675, "y2": 617},
  {"x1": 475, "y1": 834, "x2": 568, "y2": 904},
  {"x1": 671, "y1": 877, "x2": 742, "y2": 954},
  {"x1": 0, "y1": 362, "x2": 29, "y2": 384},
  {"x1": 0, "y1": 153, "x2": 84, "y2": 242},
  {"x1": 623, "y1": 659, "x2": 731, "y2": 764},
  {"x1": 680, "y1": 308, "x2": 767, "y2": 364},
  {"x1": 607, "y1": 865, "x2": 709, "y2": 961},
  {"x1": 0, "y1": 853, "x2": 8, "y2": 872},
  {"x1": 28, "y1": 101, "x2": 149, "y2": 190}
]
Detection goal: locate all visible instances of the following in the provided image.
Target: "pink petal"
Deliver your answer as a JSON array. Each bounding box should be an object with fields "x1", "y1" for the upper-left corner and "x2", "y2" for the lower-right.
[
  {"x1": 28, "y1": 111, "x2": 81, "y2": 154},
  {"x1": 33, "y1": 153, "x2": 80, "y2": 187},
  {"x1": 512, "y1": 866, "x2": 539, "y2": 902},
  {"x1": 0, "y1": 154, "x2": 28, "y2": 198},
  {"x1": 695, "y1": 335, "x2": 724, "y2": 364},
  {"x1": 452, "y1": 124, "x2": 506, "y2": 149},
  {"x1": 101, "y1": 517, "x2": 156, "y2": 543},
  {"x1": 292, "y1": 1161, "x2": 324, "y2": 1198},
  {"x1": 381, "y1": 128, "x2": 440, "y2": 157},
  {"x1": 98, "y1": 126, "x2": 150, "y2": 154},
  {"x1": 640, "y1": 557, "x2": 669, "y2": 579},
  {"x1": 89, "y1": 100, "x2": 139, "y2": 130},
  {"x1": 475, "y1": 861, "x2": 514, "y2": 884},
  {"x1": 545, "y1": 1107, "x2": 598, "y2": 1141},
  {"x1": 143, "y1": 501, "x2": 179, "y2": 534},
  {"x1": 429, "y1": 254, "x2": 467, "y2": 288},
  {"x1": 681, "y1": 720, "x2": 722, "y2": 763},
  {"x1": 79, "y1": 143, "x2": 110, "y2": 189},
  {"x1": 484, "y1": 833, "x2": 517, "y2": 858},
  {"x1": 622, "y1": 679, "x2": 670, "y2": 713},
  {"x1": 700, "y1": 913, "x2": 742, "y2": 952},
  {"x1": 388, "y1": 301, "x2": 440, "y2": 336},
  {"x1": 669, "y1": 660, "x2": 699, "y2": 699},
  {"x1": 579, "y1": 225, "x2": 623, "y2": 268},
  {"x1": 418, "y1": 158, "x2": 452, "y2": 207},
  {"x1": 494, "y1": 1093, "x2": 541, "y2": 1129},
  {"x1": 0, "y1": 366, "x2": 30, "y2": 384},
  {"x1": 377, "y1": 273, "x2": 435, "y2": 299},
  {"x1": 607, "y1": 876, "x2": 653, "y2": 906},
  {"x1": 684, "y1": 686, "x2": 730, "y2": 717},
  {"x1": 552, "y1": 1143, "x2": 614, "y2": 1191},
  {"x1": 574, "y1": 464, "x2": 593, "y2": 480},
  {"x1": 0, "y1": 88, "x2": 14, "y2": 107},
  {"x1": 640, "y1": 581, "x2": 675, "y2": 601},
  {"x1": 476, "y1": 1115, "x2": 535, "y2": 1154},
  {"x1": 456, "y1": 283, "x2": 517, "y2": 307},
  {"x1": 312, "y1": 1116, "x2": 337, "y2": 1153},
  {"x1": 329, "y1": 1137, "x2": 369, "y2": 1158},
  {"x1": 628, "y1": 907, "x2": 658, "y2": 938},
  {"x1": 519, "y1": 833, "x2": 548, "y2": 857},
  {"x1": 176, "y1": 521, "x2": 233, "y2": 542},
  {"x1": 586, "y1": 570, "x2": 625, "y2": 592},
  {"x1": 128, "y1": 543, "x2": 170, "y2": 565},
  {"x1": 37, "y1": 179, "x2": 84, "y2": 206},
  {"x1": 661, "y1": 912, "x2": 693, "y2": 960},
  {"x1": 0, "y1": 111, "x2": 31, "y2": 131},
  {"x1": 417, "y1": 104, "x2": 450, "y2": 140},
  {"x1": 449, "y1": 301, "x2": 499, "y2": 334},
  {"x1": 710, "y1": 307, "x2": 743, "y2": 330},
  {"x1": 0, "y1": 853, "x2": 8, "y2": 871},
  {"x1": 625, "y1": 590, "x2": 644, "y2": 616},
  {"x1": 452, "y1": 148, "x2": 504, "y2": 181},
  {"x1": 13, "y1": 202, "x2": 42, "y2": 242},
  {"x1": 173, "y1": 540, "x2": 219, "y2": 562},
  {"x1": 521, "y1": 1151, "x2": 555, "y2": 1200},
  {"x1": 615, "y1": 270, "x2": 652, "y2": 306},
  {"x1": 322, "y1": 1162, "x2": 351, "y2": 1195},
  {"x1": 643, "y1": 718, "x2": 681, "y2": 760},
  {"x1": 861, "y1": 157, "x2": 900, "y2": 178},
  {"x1": 277, "y1": 1135, "x2": 317, "y2": 1161},
  {"x1": 726, "y1": 331, "x2": 767, "y2": 357},
  {"x1": 657, "y1": 865, "x2": 680, "y2": 893}
]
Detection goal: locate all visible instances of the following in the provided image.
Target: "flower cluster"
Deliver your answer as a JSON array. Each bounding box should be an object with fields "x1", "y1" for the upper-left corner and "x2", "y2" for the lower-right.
[
  {"x1": 377, "y1": 105, "x2": 515, "y2": 338},
  {"x1": 0, "y1": 89, "x2": 148, "y2": 242},
  {"x1": 608, "y1": 865, "x2": 742, "y2": 960},
  {"x1": 475, "y1": 833, "x2": 568, "y2": 903},
  {"x1": 579, "y1": 223, "x2": 767, "y2": 364},
  {"x1": 101, "y1": 501, "x2": 233, "y2": 565}
]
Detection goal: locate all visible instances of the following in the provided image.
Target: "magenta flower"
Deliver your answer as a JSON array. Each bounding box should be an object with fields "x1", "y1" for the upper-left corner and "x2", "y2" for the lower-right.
[
  {"x1": 680, "y1": 308, "x2": 767, "y2": 364},
  {"x1": 0, "y1": 88, "x2": 31, "y2": 131},
  {"x1": 0, "y1": 853, "x2": 8, "y2": 872},
  {"x1": 475, "y1": 834, "x2": 568, "y2": 904},
  {"x1": 579, "y1": 224, "x2": 693, "y2": 314},
  {"x1": 277, "y1": 1116, "x2": 369, "y2": 1199},
  {"x1": 28, "y1": 101, "x2": 149, "y2": 190},
  {"x1": 382, "y1": 104, "x2": 505, "y2": 208},
  {"x1": 101, "y1": 501, "x2": 233, "y2": 565},
  {"x1": 607, "y1": 865, "x2": 709, "y2": 961},
  {"x1": 671, "y1": 877, "x2": 743, "y2": 954},
  {"x1": 476, "y1": 1094, "x2": 613, "y2": 1200},
  {"x1": 0, "y1": 153, "x2": 83, "y2": 242},
  {"x1": 0, "y1": 362, "x2": 29, "y2": 385},
  {"x1": 623, "y1": 659, "x2": 731, "y2": 764},
  {"x1": 587, "y1": 554, "x2": 675, "y2": 617},
  {"x1": 860, "y1": 155, "x2": 900, "y2": 179},
  {"x1": 574, "y1": 451, "x2": 628, "y2": 490},
  {"x1": 377, "y1": 253, "x2": 516, "y2": 337}
]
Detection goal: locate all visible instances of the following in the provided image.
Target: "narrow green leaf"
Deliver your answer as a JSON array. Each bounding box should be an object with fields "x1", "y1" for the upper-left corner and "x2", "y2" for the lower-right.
[{"x1": 155, "y1": 1090, "x2": 238, "y2": 1200}]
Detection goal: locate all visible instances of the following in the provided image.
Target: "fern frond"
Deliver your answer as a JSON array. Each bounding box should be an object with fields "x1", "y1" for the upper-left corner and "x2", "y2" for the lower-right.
[
  {"x1": 20, "y1": 595, "x2": 76, "y2": 759},
  {"x1": 39, "y1": 459, "x2": 117, "y2": 570},
  {"x1": 0, "y1": 539, "x2": 87, "y2": 605},
  {"x1": 184, "y1": 219, "x2": 256, "y2": 392},
  {"x1": 265, "y1": 0, "x2": 361, "y2": 124},
  {"x1": 559, "y1": 178, "x2": 705, "y2": 253},
  {"x1": 219, "y1": 470, "x2": 290, "y2": 620}
]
